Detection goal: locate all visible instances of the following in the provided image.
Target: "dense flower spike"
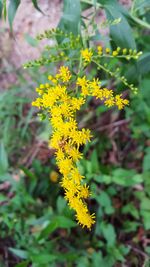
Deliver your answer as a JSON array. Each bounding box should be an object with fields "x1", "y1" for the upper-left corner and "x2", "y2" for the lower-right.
[{"x1": 32, "y1": 65, "x2": 129, "y2": 229}]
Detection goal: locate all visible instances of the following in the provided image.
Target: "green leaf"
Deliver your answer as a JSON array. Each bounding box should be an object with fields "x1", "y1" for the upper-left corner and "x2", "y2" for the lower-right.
[
  {"x1": 3, "y1": 0, "x2": 7, "y2": 20},
  {"x1": 143, "y1": 149, "x2": 150, "y2": 171},
  {"x1": 21, "y1": 166, "x2": 37, "y2": 180},
  {"x1": 0, "y1": 193, "x2": 8, "y2": 202},
  {"x1": 138, "y1": 52, "x2": 150, "y2": 75},
  {"x1": 56, "y1": 215, "x2": 76, "y2": 228},
  {"x1": 141, "y1": 210, "x2": 150, "y2": 230},
  {"x1": 140, "y1": 197, "x2": 150, "y2": 211},
  {"x1": 143, "y1": 172, "x2": 150, "y2": 197},
  {"x1": 126, "y1": 53, "x2": 150, "y2": 82},
  {"x1": 8, "y1": 0, "x2": 21, "y2": 31},
  {"x1": 0, "y1": 0, "x2": 3, "y2": 18},
  {"x1": 145, "y1": 246, "x2": 150, "y2": 255},
  {"x1": 85, "y1": 160, "x2": 92, "y2": 174},
  {"x1": 122, "y1": 203, "x2": 139, "y2": 219},
  {"x1": 91, "y1": 150, "x2": 99, "y2": 172},
  {"x1": 24, "y1": 33, "x2": 39, "y2": 47},
  {"x1": 100, "y1": 222, "x2": 116, "y2": 246},
  {"x1": 15, "y1": 261, "x2": 29, "y2": 267},
  {"x1": 104, "y1": 4, "x2": 136, "y2": 49},
  {"x1": 58, "y1": 0, "x2": 81, "y2": 35},
  {"x1": 9, "y1": 248, "x2": 28, "y2": 259},
  {"x1": 94, "y1": 174, "x2": 111, "y2": 184},
  {"x1": 108, "y1": 247, "x2": 125, "y2": 262},
  {"x1": 91, "y1": 251, "x2": 104, "y2": 267},
  {"x1": 132, "y1": 174, "x2": 143, "y2": 184},
  {"x1": 134, "y1": 0, "x2": 150, "y2": 10},
  {"x1": 30, "y1": 253, "x2": 57, "y2": 264},
  {"x1": 112, "y1": 169, "x2": 142, "y2": 186},
  {"x1": 0, "y1": 142, "x2": 8, "y2": 174},
  {"x1": 57, "y1": 196, "x2": 67, "y2": 214},
  {"x1": 57, "y1": 252, "x2": 78, "y2": 262},
  {"x1": 77, "y1": 256, "x2": 89, "y2": 267},
  {"x1": 32, "y1": 0, "x2": 43, "y2": 13},
  {"x1": 123, "y1": 221, "x2": 139, "y2": 232},
  {"x1": 39, "y1": 215, "x2": 76, "y2": 240},
  {"x1": 39, "y1": 220, "x2": 58, "y2": 239},
  {"x1": 95, "y1": 190, "x2": 114, "y2": 214}
]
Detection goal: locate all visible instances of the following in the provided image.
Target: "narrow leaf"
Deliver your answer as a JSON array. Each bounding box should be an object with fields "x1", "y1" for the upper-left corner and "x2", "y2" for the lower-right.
[
  {"x1": 0, "y1": 0, "x2": 3, "y2": 18},
  {"x1": 8, "y1": 0, "x2": 21, "y2": 31},
  {"x1": 32, "y1": 0, "x2": 44, "y2": 14},
  {"x1": 0, "y1": 142, "x2": 8, "y2": 174},
  {"x1": 9, "y1": 248, "x2": 28, "y2": 259},
  {"x1": 104, "y1": 4, "x2": 136, "y2": 49},
  {"x1": 58, "y1": 0, "x2": 81, "y2": 35}
]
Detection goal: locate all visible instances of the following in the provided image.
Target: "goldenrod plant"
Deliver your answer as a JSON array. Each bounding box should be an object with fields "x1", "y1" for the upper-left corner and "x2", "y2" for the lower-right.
[
  {"x1": 23, "y1": 27, "x2": 142, "y2": 229},
  {"x1": 1, "y1": 0, "x2": 150, "y2": 266}
]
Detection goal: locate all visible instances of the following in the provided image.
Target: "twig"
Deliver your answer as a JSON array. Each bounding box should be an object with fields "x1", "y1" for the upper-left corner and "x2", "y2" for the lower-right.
[
  {"x1": 92, "y1": 119, "x2": 130, "y2": 131},
  {"x1": 131, "y1": 246, "x2": 148, "y2": 259}
]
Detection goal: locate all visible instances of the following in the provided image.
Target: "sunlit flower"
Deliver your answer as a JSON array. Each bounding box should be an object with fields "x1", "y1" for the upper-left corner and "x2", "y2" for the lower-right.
[
  {"x1": 81, "y1": 48, "x2": 93, "y2": 63},
  {"x1": 32, "y1": 65, "x2": 129, "y2": 230}
]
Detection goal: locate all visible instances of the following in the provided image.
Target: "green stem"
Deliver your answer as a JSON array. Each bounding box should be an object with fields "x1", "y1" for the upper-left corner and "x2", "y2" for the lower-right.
[
  {"x1": 92, "y1": 59, "x2": 134, "y2": 90},
  {"x1": 131, "y1": 0, "x2": 136, "y2": 15},
  {"x1": 81, "y1": 0, "x2": 150, "y2": 30},
  {"x1": 80, "y1": 0, "x2": 102, "y2": 8},
  {"x1": 130, "y1": 15, "x2": 150, "y2": 30}
]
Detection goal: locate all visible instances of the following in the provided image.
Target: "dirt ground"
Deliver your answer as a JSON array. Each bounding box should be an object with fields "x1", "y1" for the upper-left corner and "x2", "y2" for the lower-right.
[
  {"x1": 0, "y1": 0, "x2": 62, "y2": 89},
  {"x1": 0, "y1": 0, "x2": 131, "y2": 89},
  {"x1": 0, "y1": 0, "x2": 62, "y2": 64}
]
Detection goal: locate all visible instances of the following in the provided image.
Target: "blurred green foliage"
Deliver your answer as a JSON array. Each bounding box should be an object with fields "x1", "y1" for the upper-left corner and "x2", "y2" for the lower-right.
[{"x1": 0, "y1": 0, "x2": 150, "y2": 266}]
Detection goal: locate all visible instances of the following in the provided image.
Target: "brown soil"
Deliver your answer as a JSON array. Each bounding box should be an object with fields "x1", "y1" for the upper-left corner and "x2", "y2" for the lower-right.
[{"x1": 0, "y1": 0, "x2": 62, "y2": 89}]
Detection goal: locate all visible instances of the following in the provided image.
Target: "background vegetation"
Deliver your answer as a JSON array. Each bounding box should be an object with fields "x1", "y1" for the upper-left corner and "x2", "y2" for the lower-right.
[{"x1": 0, "y1": 0, "x2": 150, "y2": 266}]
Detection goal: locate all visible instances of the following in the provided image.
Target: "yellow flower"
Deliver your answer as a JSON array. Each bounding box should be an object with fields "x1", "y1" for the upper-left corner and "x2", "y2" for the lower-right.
[
  {"x1": 41, "y1": 92, "x2": 56, "y2": 108},
  {"x1": 50, "y1": 171, "x2": 59, "y2": 183},
  {"x1": 57, "y1": 158, "x2": 73, "y2": 176},
  {"x1": 97, "y1": 45, "x2": 103, "y2": 55},
  {"x1": 123, "y1": 48, "x2": 127, "y2": 55},
  {"x1": 79, "y1": 128, "x2": 92, "y2": 144},
  {"x1": 79, "y1": 184, "x2": 90, "y2": 198},
  {"x1": 115, "y1": 95, "x2": 129, "y2": 109},
  {"x1": 81, "y1": 48, "x2": 93, "y2": 63},
  {"x1": 55, "y1": 148, "x2": 65, "y2": 162},
  {"x1": 70, "y1": 128, "x2": 91, "y2": 147},
  {"x1": 59, "y1": 102, "x2": 73, "y2": 118},
  {"x1": 36, "y1": 86, "x2": 45, "y2": 95},
  {"x1": 57, "y1": 66, "x2": 71, "y2": 82},
  {"x1": 71, "y1": 168, "x2": 84, "y2": 184},
  {"x1": 40, "y1": 84, "x2": 45, "y2": 89},
  {"x1": 50, "y1": 131, "x2": 62, "y2": 149},
  {"x1": 32, "y1": 65, "x2": 130, "y2": 230},
  {"x1": 89, "y1": 78, "x2": 100, "y2": 92},
  {"x1": 77, "y1": 76, "x2": 89, "y2": 88},
  {"x1": 103, "y1": 88, "x2": 113, "y2": 99},
  {"x1": 70, "y1": 97, "x2": 85, "y2": 110},
  {"x1": 104, "y1": 97, "x2": 115, "y2": 107},
  {"x1": 48, "y1": 75, "x2": 58, "y2": 84},
  {"x1": 112, "y1": 50, "x2": 118, "y2": 57},
  {"x1": 106, "y1": 47, "x2": 110, "y2": 54},
  {"x1": 65, "y1": 144, "x2": 83, "y2": 161},
  {"x1": 32, "y1": 98, "x2": 42, "y2": 108},
  {"x1": 76, "y1": 206, "x2": 95, "y2": 229},
  {"x1": 76, "y1": 76, "x2": 90, "y2": 97}
]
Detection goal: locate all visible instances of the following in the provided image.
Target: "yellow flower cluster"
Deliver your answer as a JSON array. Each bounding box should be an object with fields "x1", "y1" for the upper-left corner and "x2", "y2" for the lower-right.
[
  {"x1": 77, "y1": 76, "x2": 129, "y2": 109},
  {"x1": 32, "y1": 66, "x2": 95, "y2": 229},
  {"x1": 81, "y1": 47, "x2": 142, "y2": 65},
  {"x1": 32, "y1": 66, "x2": 129, "y2": 229},
  {"x1": 97, "y1": 45, "x2": 142, "y2": 59}
]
